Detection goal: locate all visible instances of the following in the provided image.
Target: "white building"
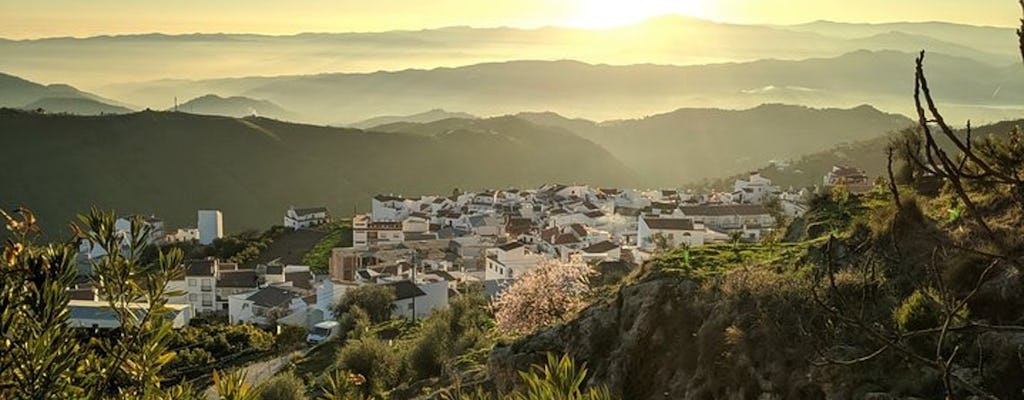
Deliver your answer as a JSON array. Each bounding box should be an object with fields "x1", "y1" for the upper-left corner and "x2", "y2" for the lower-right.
[
  {"x1": 386, "y1": 280, "x2": 449, "y2": 320},
  {"x1": 579, "y1": 240, "x2": 622, "y2": 263},
  {"x1": 284, "y1": 206, "x2": 330, "y2": 229},
  {"x1": 372, "y1": 195, "x2": 410, "y2": 221},
  {"x1": 228, "y1": 286, "x2": 307, "y2": 326},
  {"x1": 677, "y1": 204, "x2": 775, "y2": 232},
  {"x1": 165, "y1": 228, "x2": 200, "y2": 244},
  {"x1": 637, "y1": 217, "x2": 706, "y2": 250},
  {"x1": 353, "y1": 214, "x2": 404, "y2": 249},
  {"x1": 484, "y1": 241, "x2": 549, "y2": 281},
  {"x1": 197, "y1": 210, "x2": 223, "y2": 245},
  {"x1": 69, "y1": 300, "x2": 193, "y2": 330},
  {"x1": 733, "y1": 173, "x2": 779, "y2": 205}
]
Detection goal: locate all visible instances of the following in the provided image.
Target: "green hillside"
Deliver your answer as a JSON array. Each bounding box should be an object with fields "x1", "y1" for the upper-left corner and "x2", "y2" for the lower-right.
[
  {"x1": 174, "y1": 94, "x2": 298, "y2": 121},
  {"x1": 519, "y1": 104, "x2": 914, "y2": 186},
  {"x1": 0, "y1": 109, "x2": 637, "y2": 235}
]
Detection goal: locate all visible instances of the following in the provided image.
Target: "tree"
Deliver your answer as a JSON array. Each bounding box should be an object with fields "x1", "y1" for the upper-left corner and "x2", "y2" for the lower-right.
[
  {"x1": 337, "y1": 336, "x2": 400, "y2": 395},
  {"x1": 492, "y1": 259, "x2": 595, "y2": 335},
  {"x1": 334, "y1": 285, "x2": 396, "y2": 324},
  {"x1": 0, "y1": 208, "x2": 196, "y2": 400}
]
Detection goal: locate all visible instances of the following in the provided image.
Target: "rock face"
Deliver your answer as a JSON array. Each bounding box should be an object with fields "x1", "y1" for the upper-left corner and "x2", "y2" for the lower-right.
[
  {"x1": 490, "y1": 273, "x2": 756, "y2": 400},
  {"x1": 487, "y1": 268, "x2": 850, "y2": 400}
]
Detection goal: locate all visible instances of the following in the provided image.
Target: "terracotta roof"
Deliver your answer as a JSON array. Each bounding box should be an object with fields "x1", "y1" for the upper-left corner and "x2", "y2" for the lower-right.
[
  {"x1": 678, "y1": 204, "x2": 770, "y2": 217},
  {"x1": 374, "y1": 194, "x2": 405, "y2": 202},
  {"x1": 569, "y1": 224, "x2": 587, "y2": 237},
  {"x1": 285, "y1": 271, "x2": 315, "y2": 290},
  {"x1": 293, "y1": 207, "x2": 328, "y2": 217},
  {"x1": 582, "y1": 241, "x2": 618, "y2": 254},
  {"x1": 497, "y1": 241, "x2": 524, "y2": 251},
  {"x1": 219, "y1": 270, "x2": 260, "y2": 288},
  {"x1": 553, "y1": 233, "x2": 581, "y2": 245},
  {"x1": 643, "y1": 217, "x2": 696, "y2": 231},
  {"x1": 185, "y1": 259, "x2": 215, "y2": 277},
  {"x1": 383, "y1": 281, "x2": 426, "y2": 300},
  {"x1": 246, "y1": 286, "x2": 300, "y2": 308}
]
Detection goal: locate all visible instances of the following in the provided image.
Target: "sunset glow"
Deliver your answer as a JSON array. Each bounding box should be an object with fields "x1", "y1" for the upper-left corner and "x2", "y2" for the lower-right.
[{"x1": 564, "y1": 0, "x2": 715, "y2": 28}]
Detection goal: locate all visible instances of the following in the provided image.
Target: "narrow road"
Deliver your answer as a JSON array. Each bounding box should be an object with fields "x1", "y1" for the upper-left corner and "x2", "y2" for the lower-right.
[{"x1": 205, "y1": 350, "x2": 305, "y2": 399}]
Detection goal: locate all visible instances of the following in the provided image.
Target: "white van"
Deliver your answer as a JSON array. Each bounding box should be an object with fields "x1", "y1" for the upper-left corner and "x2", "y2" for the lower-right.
[{"x1": 306, "y1": 320, "x2": 341, "y2": 345}]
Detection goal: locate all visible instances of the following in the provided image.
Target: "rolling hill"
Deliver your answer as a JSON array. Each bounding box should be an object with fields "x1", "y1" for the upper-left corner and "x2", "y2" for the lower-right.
[
  {"x1": 750, "y1": 118, "x2": 1024, "y2": 189},
  {"x1": 515, "y1": 104, "x2": 914, "y2": 186},
  {"x1": 21, "y1": 97, "x2": 133, "y2": 115},
  {"x1": 97, "y1": 50, "x2": 1024, "y2": 125},
  {"x1": 348, "y1": 109, "x2": 477, "y2": 129},
  {"x1": 0, "y1": 72, "x2": 131, "y2": 113},
  {"x1": 174, "y1": 94, "x2": 298, "y2": 121},
  {"x1": 0, "y1": 108, "x2": 636, "y2": 236}
]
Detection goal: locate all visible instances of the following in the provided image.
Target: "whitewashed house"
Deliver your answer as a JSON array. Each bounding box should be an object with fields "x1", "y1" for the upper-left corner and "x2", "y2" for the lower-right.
[
  {"x1": 677, "y1": 204, "x2": 775, "y2": 232},
  {"x1": 484, "y1": 241, "x2": 549, "y2": 280},
  {"x1": 386, "y1": 280, "x2": 449, "y2": 320},
  {"x1": 372, "y1": 195, "x2": 410, "y2": 221},
  {"x1": 579, "y1": 240, "x2": 622, "y2": 263},
  {"x1": 733, "y1": 173, "x2": 779, "y2": 205},
  {"x1": 228, "y1": 286, "x2": 307, "y2": 326},
  {"x1": 637, "y1": 217, "x2": 706, "y2": 250},
  {"x1": 353, "y1": 214, "x2": 404, "y2": 249},
  {"x1": 284, "y1": 206, "x2": 330, "y2": 229}
]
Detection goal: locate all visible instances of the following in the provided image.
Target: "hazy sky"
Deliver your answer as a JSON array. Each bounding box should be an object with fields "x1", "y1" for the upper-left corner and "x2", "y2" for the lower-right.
[{"x1": 0, "y1": 0, "x2": 1018, "y2": 39}]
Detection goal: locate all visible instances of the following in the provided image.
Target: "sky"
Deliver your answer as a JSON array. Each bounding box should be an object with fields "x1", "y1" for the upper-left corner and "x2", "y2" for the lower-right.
[{"x1": 0, "y1": 0, "x2": 1018, "y2": 39}]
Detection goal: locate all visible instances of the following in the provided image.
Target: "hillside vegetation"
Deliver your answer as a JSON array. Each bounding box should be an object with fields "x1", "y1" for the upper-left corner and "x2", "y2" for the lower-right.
[
  {"x1": 0, "y1": 109, "x2": 636, "y2": 235},
  {"x1": 516, "y1": 104, "x2": 914, "y2": 186}
]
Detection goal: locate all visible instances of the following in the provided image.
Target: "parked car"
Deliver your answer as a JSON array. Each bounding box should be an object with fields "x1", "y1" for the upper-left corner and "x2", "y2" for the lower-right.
[{"x1": 306, "y1": 320, "x2": 340, "y2": 345}]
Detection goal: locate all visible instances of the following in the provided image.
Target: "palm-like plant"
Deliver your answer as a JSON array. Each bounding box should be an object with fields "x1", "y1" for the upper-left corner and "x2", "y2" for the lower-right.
[
  {"x1": 509, "y1": 354, "x2": 612, "y2": 400},
  {"x1": 213, "y1": 369, "x2": 256, "y2": 400}
]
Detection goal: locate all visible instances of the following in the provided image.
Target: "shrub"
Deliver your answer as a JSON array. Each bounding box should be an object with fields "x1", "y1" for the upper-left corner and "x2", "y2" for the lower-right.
[
  {"x1": 256, "y1": 371, "x2": 307, "y2": 400},
  {"x1": 275, "y1": 325, "x2": 309, "y2": 351},
  {"x1": 337, "y1": 337, "x2": 401, "y2": 394},
  {"x1": 893, "y1": 289, "x2": 946, "y2": 333},
  {"x1": 407, "y1": 314, "x2": 453, "y2": 381}
]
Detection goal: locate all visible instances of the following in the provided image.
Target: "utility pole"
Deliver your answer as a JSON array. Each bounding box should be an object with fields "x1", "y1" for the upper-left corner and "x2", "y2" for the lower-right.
[{"x1": 410, "y1": 248, "x2": 418, "y2": 322}]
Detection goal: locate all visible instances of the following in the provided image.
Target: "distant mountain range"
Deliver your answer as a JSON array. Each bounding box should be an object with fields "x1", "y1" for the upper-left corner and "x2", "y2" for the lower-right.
[
  {"x1": 1, "y1": 15, "x2": 1017, "y2": 92},
  {"x1": 85, "y1": 50, "x2": 1024, "y2": 125},
  {"x1": 0, "y1": 72, "x2": 132, "y2": 115},
  {"x1": 174, "y1": 94, "x2": 298, "y2": 120},
  {"x1": 0, "y1": 109, "x2": 635, "y2": 235},
  {"x1": 347, "y1": 109, "x2": 477, "y2": 129}
]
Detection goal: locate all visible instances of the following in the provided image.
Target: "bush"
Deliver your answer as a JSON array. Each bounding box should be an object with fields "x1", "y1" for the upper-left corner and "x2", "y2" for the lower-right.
[
  {"x1": 256, "y1": 371, "x2": 307, "y2": 400},
  {"x1": 275, "y1": 325, "x2": 308, "y2": 351},
  {"x1": 338, "y1": 337, "x2": 401, "y2": 394},
  {"x1": 335, "y1": 285, "x2": 397, "y2": 324}
]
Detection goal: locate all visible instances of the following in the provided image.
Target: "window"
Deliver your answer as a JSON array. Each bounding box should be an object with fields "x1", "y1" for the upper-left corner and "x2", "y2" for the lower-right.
[
  {"x1": 189, "y1": 293, "x2": 198, "y2": 302},
  {"x1": 188, "y1": 278, "x2": 196, "y2": 286},
  {"x1": 201, "y1": 294, "x2": 213, "y2": 307},
  {"x1": 201, "y1": 278, "x2": 212, "y2": 291}
]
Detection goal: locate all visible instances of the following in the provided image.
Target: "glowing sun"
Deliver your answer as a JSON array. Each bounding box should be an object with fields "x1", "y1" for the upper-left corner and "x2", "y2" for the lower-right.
[{"x1": 565, "y1": 0, "x2": 713, "y2": 29}]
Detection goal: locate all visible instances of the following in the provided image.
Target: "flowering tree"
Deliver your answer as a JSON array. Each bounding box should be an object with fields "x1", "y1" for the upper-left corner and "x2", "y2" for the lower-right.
[{"x1": 492, "y1": 258, "x2": 595, "y2": 335}]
